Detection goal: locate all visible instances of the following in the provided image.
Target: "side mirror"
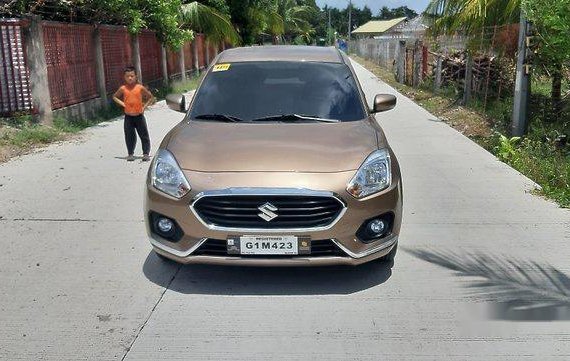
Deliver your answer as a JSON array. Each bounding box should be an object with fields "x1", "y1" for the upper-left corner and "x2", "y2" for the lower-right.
[
  {"x1": 372, "y1": 94, "x2": 397, "y2": 113},
  {"x1": 166, "y1": 93, "x2": 186, "y2": 113}
]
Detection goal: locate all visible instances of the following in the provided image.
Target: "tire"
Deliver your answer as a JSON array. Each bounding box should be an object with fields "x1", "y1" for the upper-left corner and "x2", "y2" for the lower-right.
[{"x1": 378, "y1": 243, "x2": 397, "y2": 263}]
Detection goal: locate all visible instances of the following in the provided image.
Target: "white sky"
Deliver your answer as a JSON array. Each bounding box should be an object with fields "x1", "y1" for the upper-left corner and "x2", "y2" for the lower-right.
[{"x1": 315, "y1": 0, "x2": 430, "y2": 14}]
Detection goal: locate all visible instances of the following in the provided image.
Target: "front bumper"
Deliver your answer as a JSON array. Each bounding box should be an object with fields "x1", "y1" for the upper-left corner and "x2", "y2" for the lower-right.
[
  {"x1": 145, "y1": 169, "x2": 402, "y2": 266},
  {"x1": 151, "y1": 236, "x2": 397, "y2": 266}
]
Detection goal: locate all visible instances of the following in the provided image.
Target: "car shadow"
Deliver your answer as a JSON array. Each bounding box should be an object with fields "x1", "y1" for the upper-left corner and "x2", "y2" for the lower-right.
[{"x1": 143, "y1": 251, "x2": 393, "y2": 296}]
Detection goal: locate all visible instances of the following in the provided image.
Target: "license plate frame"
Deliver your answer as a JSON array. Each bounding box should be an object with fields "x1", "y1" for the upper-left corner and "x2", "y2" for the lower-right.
[{"x1": 227, "y1": 235, "x2": 311, "y2": 256}]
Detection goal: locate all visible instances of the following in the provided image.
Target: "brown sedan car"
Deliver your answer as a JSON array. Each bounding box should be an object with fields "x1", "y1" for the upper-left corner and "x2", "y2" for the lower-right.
[{"x1": 145, "y1": 46, "x2": 402, "y2": 266}]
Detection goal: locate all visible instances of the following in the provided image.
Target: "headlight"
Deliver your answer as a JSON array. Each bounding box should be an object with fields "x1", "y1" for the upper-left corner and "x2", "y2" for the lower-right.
[
  {"x1": 346, "y1": 149, "x2": 391, "y2": 199},
  {"x1": 151, "y1": 149, "x2": 191, "y2": 198}
]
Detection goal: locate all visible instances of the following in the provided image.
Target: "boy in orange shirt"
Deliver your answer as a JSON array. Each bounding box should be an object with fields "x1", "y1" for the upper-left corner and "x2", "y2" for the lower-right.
[{"x1": 113, "y1": 66, "x2": 155, "y2": 161}]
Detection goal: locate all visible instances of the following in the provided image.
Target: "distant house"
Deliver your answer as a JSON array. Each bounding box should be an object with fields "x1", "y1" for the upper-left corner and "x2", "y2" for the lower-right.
[
  {"x1": 388, "y1": 16, "x2": 430, "y2": 39},
  {"x1": 351, "y1": 17, "x2": 407, "y2": 39},
  {"x1": 352, "y1": 16, "x2": 428, "y2": 40}
]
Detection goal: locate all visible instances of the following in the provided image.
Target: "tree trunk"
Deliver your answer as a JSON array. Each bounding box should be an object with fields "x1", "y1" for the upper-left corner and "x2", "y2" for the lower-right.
[{"x1": 551, "y1": 65, "x2": 563, "y2": 119}]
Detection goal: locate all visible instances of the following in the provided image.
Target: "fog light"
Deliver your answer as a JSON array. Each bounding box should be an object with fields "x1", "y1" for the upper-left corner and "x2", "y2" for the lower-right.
[
  {"x1": 368, "y1": 219, "x2": 386, "y2": 235},
  {"x1": 149, "y1": 212, "x2": 183, "y2": 242},
  {"x1": 157, "y1": 218, "x2": 174, "y2": 233},
  {"x1": 356, "y1": 213, "x2": 394, "y2": 243}
]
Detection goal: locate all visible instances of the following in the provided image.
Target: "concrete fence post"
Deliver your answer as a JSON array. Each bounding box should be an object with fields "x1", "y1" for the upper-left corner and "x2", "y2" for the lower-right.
[
  {"x1": 23, "y1": 15, "x2": 53, "y2": 126},
  {"x1": 435, "y1": 54, "x2": 443, "y2": 93},
  {"x1": 396, "y1": 40, "x2": 406, "y2": 84},
  {"x1": 93, "y1": 25, "x2": 107, "y2": 107},
  {"x1": 205, "y1": 40, "x2": 210, "y2": 66},
  {"x1": 192, "y1": 40, "x2": 199, "y2": 76},
  {"x1": 385, "y1": 42, "x2": 390, "y2": 68},
  {"x1": 463, "y1": 54, "x2": 473, "y2": 105},
  {"x1": 412, "y1": 39, "x2": 422, "y2": 88},
  {"x1": 131, "y1": 35, "x2": 142, "y2": 83},
  {"x1": 212, "y1": 43, "x2": 218, "y2": 62},
  {"x1": 178, "y1": 47, "x2": 186, "y2": 80},
  {"x1": 160, "y1": 45, "x2": 168, "y2": 86}
]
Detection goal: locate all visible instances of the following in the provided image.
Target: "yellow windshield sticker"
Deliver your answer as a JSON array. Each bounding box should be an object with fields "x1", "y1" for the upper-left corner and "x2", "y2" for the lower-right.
[{"x1": 213, "y1": 63, "x2": 231, "y2": 72}]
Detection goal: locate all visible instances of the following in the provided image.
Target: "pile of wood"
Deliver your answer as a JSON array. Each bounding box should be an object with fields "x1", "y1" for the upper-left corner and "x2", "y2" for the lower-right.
[{"x1": 437, "y1": 51, "x2": 515, "y2": 99}]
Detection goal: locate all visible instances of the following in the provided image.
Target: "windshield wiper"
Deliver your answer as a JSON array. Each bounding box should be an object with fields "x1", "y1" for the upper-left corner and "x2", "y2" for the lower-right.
[
  {"x1": 193, "y1": 114, "x2": 244, "y2": 122},
  {"x1": 250, "y1": 114, "x2": 340, "y2": 123}
]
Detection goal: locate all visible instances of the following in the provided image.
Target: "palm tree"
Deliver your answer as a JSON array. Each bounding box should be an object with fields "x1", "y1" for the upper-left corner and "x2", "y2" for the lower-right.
[
  {"x1": 275, "y1": 0, "x2": 316, "y2": 44},
  {"x1": 425, "y1": 0, "x2": 520, "y2": 36},
  {"x1": 256, "y1": 0, "x2": 316, "y2": 44},
  {"x1": 425, "y1": 0, "x2": 567, "y2": 118},
  {"x1": 180, "y1": 1, "x2": 241, "y2": 46}
]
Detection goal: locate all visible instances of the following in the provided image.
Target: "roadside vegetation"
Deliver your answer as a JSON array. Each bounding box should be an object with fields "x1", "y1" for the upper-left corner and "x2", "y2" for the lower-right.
[
  {"x1": 152, "y1": 75, "x2": 202, "y2": 101},
  {"x1": 419, "y1": 0, "x2": 569, "y2": 207},
  {"x1": 0, "y1": 108, "x2": 118, "y2": 163},
  {"x1": 353, "y1": 55, "x2": 569, "y2": 208}
]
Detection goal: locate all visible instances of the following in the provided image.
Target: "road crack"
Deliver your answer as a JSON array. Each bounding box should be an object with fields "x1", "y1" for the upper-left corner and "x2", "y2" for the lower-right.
[{"x1": 120, "y1": 263, "x2": 182, "y2": 361}]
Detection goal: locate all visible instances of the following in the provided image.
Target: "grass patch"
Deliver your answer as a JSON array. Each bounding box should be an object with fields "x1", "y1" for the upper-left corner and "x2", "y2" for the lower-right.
[
  {"x1": 0, "y1": 74, "x2": 202, "y2": 163},
  {"x1": 8, "y1": 124, "x2": 61, "y2": 147},
  {"x1": 151, "y1": 74, "x2": 202, "y2": 101},
  {"x1": 352, "y1": 55, "x2": 569, "y2": 208},
  {"x1": 1, "y1": 105, "x2": 123, "y2": 150},
  {"x1": 496, "y1": 134, "x2": 569, "y2": 206}
]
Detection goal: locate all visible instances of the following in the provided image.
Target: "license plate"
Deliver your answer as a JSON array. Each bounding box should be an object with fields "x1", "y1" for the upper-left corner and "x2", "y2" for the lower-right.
[
  {"x1": 240, "y1": 235, "x2": 298, "y2": 255},
  {"x1": 226, "y1": 236, "x2": 311, "y2": 256}
]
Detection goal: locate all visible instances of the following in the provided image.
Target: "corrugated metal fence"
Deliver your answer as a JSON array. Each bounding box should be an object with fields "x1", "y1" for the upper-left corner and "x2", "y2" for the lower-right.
[
  {"x1": 0, "y1": 18, "x2": 221, "y2": 117},
  {"x1": 139, "y1": 30, "x2": 162, "y2": 83},
  {"x1": 0, "y1": 18, "x2": 32, "y2": 116},
  {"x1": 100, "y1": 25, "x2": 133, "y2": 95},
  {"x1": 43, "y1": 21, "x2": 99, "y2": 109}
]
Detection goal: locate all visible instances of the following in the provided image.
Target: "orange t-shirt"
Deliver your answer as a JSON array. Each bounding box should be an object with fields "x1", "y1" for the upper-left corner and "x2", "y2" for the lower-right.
[{"x1": 121, "y1": 84, "x2": 144, "y2": 115}]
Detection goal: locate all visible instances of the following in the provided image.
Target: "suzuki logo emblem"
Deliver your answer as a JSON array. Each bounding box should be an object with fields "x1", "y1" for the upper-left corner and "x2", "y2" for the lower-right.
[{"x1": 258, "y1": 202, "x2": 278, "y2": 222}]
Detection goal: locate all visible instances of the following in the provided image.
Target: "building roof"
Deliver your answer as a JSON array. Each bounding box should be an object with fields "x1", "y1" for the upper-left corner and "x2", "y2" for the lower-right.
[
  {"x1": 217, "y1": 46, "x2": 343, "y2": 63},
  {"x1": 352, "y1": 17, "x2": 408, "y2": 35}
]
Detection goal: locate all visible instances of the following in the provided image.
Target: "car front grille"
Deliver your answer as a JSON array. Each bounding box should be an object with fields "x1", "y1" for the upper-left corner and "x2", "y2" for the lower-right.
[
  {"x1": 192, "y1": 195, "x2": 344, "y2": 230},
  {"x1": 193, "y1": 239, "x2": 348, "y2": 258}
]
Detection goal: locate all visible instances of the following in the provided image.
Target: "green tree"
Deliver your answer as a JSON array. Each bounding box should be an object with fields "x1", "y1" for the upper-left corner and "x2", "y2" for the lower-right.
[
  {"x1": 523, "y1": 0, "x2": 570, "y2": 113},
  {"x1": 425, "y1": 0, "x2": 520, "y2": 36},
  {"x1": 376, "y1": 6, "x2": 417, "y2": 20},
  {"x1": 180, "y1": 1, "x2": 240, "y2": 46},
  {"x1": 226, "y1": 0, "x2": 269, "y2": 44},
  {"x1": 425, "y1": 0, "x2": 569, "y2": 115},
  {"x1": 352, "y1": 5, "x2": 373, "y2": 29},
  {"x1": 2, "y1": 0, "x2": 193, "y2": 48},
  {"x1": 274, "y1": 0, "x2": 316, "y2": 43},
  {"x1": 226, "y1": 0, "x2": 317, "y2": 45},
  {"x1": 198, "y1": 0, "x2": 230, "y2": 14}
]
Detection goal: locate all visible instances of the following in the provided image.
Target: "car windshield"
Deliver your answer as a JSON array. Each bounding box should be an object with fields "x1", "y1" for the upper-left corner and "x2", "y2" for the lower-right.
[{"x1": 189, "y1": 61, "x2": 367, "y2": 122}]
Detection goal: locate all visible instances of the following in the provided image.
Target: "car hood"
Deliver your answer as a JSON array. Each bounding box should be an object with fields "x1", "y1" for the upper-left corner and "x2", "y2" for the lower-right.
[{"x1": 167, "y1": 119, "x2": 381, "y2": 172}]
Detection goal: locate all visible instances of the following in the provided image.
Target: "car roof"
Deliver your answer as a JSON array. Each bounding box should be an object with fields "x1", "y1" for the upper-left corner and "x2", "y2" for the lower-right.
[{"x1": 216, "y1": 46, "x2": 344, "y2": 64}]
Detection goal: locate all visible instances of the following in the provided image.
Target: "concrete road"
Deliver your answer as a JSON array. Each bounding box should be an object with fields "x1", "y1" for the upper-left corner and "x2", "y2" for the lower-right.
[{"x1": 0, "y1": 59, "x2": 568, "y2": 361}]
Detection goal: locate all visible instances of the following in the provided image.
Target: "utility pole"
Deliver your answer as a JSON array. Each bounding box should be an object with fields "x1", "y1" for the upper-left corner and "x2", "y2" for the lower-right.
[
  {"x1": 328, "y1": 8, "x2": 331, "y2": 45},
  {"x1": 347, "y1": 0, "x2": 352, "y2": 40},
  {"x1": 512, "y1": 13, "x2": 531, "y2": 136}
]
